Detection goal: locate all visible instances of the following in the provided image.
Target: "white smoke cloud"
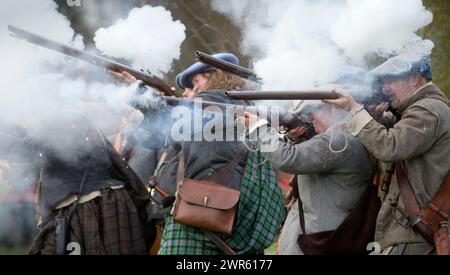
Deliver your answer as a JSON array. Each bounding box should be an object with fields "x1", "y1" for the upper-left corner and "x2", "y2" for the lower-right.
[
  {"x1": 16, "y1": 74, "x2": 143, "y2": 136},
  {"x1": 331, "y1": 0, "x2": 434, "y2": 61},
  {"x1": 77, "y1": 0, "x2": 141, "y2": 32},
  {"x1": 0, "y1": 0, "x2": 87, "y2": 246},
  {"x1": 0, "y1": 1, "x2": 179, "y2": 231},
  {"x1": 211, "y1": 0, "x2": 434, "y2": 90},
  {"x1": 0, "y1": 0, "x2": 84, "y2": 124},
  {"x1": 1, "y1": 1, "x2": 83, "y2": 74},
  {"x1": 94, "y1": 5, "x2": 186, "y2": 76},
  {"x1": 0, "y1": 2, "x2": 180, "y2": 140}
]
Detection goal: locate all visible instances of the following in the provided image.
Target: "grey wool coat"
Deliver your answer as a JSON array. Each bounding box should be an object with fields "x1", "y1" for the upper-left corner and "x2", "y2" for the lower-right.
[{"x1": 252, "y1": 124, "x2": 373, "y2": 254}]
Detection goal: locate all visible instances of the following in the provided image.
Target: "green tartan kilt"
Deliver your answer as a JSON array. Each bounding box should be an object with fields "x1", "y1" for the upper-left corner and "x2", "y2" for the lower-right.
[{"x1": 158, "y1": 151, "x2": 285, "y2": 255}]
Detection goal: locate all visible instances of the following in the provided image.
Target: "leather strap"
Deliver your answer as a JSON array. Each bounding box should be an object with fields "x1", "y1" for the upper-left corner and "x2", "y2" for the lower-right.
[
  {"x1": 395, "y1": 161, "x2": 421, "y2": 221},
  {"x1": 68, "y1": 158, "x2": 92, "y2": 219},
  {"x1": 207, "y1": 150, "x2": 247, "y2": 189},
  {"x1": 382, "y1": 163, "x2": 396, "y2": 194},
  {"x1": 298, "y1": 194, "x2": 306, "y2": 235},
  {"x1": 422, "y1": 171, "x2": 450, "y2": 224},
  {"x1": 289, "y1": 175, "x2": 299, "y2": 199},
  {"x1": 396, "y1": 162, "x2": 450, "y2": 244},
  {"x1": 291, "y1": 175, "x2": 306, "y2": 235},
  {"x1": 176, "y1": 154, "x2": 185, "y2": 186},
  {"x1": 201, "y1": 229, "x2": 237, "y2": 255}
]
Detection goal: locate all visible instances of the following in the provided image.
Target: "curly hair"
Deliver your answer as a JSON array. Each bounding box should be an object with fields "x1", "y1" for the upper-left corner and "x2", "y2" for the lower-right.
[{"x1": 201, "y1": 71, "x2": 255, "y2": 91}]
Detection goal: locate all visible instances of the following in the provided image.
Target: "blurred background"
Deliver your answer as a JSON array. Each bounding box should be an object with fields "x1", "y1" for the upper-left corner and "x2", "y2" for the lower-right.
[{"x1": 0, "y1": 0, "x2": 448, "y2": 255}]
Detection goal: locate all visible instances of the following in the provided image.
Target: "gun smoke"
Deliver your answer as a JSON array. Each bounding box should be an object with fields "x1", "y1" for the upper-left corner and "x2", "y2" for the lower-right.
[
  {"x1": 0, "y1": 0, "x2": 185, "y2": 249},
  {"x1": 210, "y1": 0, "x2": 435, "y2": 176},
  {"x1": 94, "y1": 5, "x2": 186, "y2": 76},
  {"x1": 211, "y1": 0, "x2": 434, "y2": 91}
]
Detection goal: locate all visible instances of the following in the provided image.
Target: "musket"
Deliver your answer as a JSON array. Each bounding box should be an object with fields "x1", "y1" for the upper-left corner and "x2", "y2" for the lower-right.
[
  {"x1": 7, "y1": 25, "x2": 177, "y2": 97},
  {"x1": 227, "y1": 90, "x2": 393, "y2": 109},
  {"x1": 226, "y1": 90, "x2": 341, "y2": 101},
  {"x1": 161, "y1": 96, "x2": 317, "y2": 139},
  {"x1": 362, "y1": 92, "x2": 392, "y2": 108},
  {"x1": 196, "y1": 51, "x2": 263, "y2": 83}
]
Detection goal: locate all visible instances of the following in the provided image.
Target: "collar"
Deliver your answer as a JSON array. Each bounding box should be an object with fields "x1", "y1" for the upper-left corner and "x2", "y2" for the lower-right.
[
  {"x1": 395, "y1": 83, "x2": 443, "y2": 116},
  {"x1": 410, "y1": 82, "x2": 433, "y2": 98}
]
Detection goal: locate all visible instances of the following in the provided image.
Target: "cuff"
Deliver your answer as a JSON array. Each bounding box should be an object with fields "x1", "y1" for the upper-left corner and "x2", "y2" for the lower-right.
[
  {"x1": 349, "y1": 105, "x2": 373, "y2": 136},
  {"x1": 248, "y1": 119, "x2": 269, "y2": 135},
  {"x1": 285, "y1": 135, "x2": 305, "y2": 146}
]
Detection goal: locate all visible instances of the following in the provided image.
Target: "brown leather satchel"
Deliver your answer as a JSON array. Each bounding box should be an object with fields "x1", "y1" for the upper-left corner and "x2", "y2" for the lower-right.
[
  {"x1": 172, "y1": 178, "x2": 240, "y2": 235},
  {"x1": 396, "y1": 162, "x2": 450, "y2": 255},
  {"x1": 172, "y1": 152, "x2": 246, "y2": 236},
  {"x1": 295, "y1": 181, "x2": 381, "y2": 255}
]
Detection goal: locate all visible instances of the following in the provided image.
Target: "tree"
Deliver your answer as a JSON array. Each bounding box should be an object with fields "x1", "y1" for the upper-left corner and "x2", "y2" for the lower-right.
[{"x1": 422, "y1": 0, "x2": 450, "y2": 96}]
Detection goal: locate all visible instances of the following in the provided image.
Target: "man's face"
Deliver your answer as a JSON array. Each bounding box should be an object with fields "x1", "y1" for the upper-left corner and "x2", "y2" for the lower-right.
[
  {"x1": 191, "y1": 73, "x2": 210, "y2": 94},
  {"x1": 308, "y1": 109, "x2": 331, "y2": 134},
  {"x1": 381, "y1": 77, "x2": 415, "y2": 109}
]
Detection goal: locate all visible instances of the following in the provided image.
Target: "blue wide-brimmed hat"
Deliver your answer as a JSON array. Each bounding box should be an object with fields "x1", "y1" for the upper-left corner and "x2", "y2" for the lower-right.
[
  {"x1": 177, "y1": 53, "x2": 239, "y2": 89},
  {"x1": 175, "y1": 73, "x2": 183, "y2": 90},
  {"x1": 367, "y1": 55, "x2": 432, "y2": 92}
]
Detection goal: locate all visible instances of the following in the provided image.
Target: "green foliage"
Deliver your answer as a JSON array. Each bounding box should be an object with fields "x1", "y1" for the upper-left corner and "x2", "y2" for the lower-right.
[
  {"x1": 0, "y1": 247, "x2": 28, "y2": 255},
  {"x1": 422, "y1": 1, "x2": 450, "y2": 96}
]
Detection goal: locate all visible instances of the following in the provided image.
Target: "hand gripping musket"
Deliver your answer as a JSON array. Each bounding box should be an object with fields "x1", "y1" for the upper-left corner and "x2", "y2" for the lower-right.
[
  {"x1": 196, "y1": 51, "x2": 263, "y2": 83},
  {"x1": 7, "y1": 25, "x2": 177, "y2": 97},
  {"x1": 161, "y1": 96, "x2": 317, "y2": 139}
]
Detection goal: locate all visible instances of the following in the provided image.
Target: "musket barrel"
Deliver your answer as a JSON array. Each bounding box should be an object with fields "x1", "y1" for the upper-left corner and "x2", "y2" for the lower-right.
[
  {"x1": 226, "y1": 91, "x2": 341, "y2": 100},
  {"x1": 163, "y1": 96, "x2": 252, "y2": 112},
  {"x1": 196, "y1": 51, "x2": 262, "y2": 83},
  {"x1": 7, "y1": 25, "x2": 176, "y2": 97}
]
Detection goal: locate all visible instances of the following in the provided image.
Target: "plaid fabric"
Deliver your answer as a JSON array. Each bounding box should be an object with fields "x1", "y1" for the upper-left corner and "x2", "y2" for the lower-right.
[
  {"x1": 29, "y1": 188, "x2": 149, "y2": 255},
  {"x1": 158, "y1": 151, "x2": 285, "y2": 255}
]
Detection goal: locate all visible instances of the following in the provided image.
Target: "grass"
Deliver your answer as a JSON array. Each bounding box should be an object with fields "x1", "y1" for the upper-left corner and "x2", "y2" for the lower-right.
[
  {"x1": 422, "y1": 0, "x2": 450, "y2": 97},
  {"x1": 264, "y1": 243, "x2": 278, "y2": 255},
  {"x1": 0, "y1": 247, "x2": 29, "y2": 255}
]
